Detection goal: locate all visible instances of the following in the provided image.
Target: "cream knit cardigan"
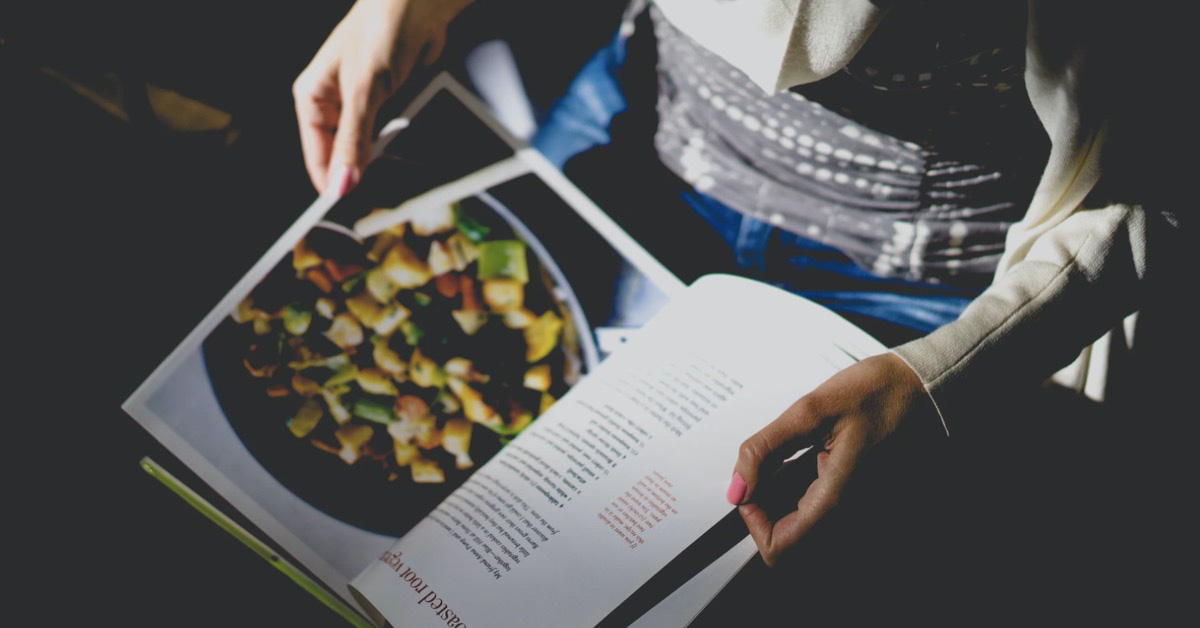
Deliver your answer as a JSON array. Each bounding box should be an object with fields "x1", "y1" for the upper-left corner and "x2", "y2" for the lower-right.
[{"x1": 655, "y1": 0, "x2": 1170, "y2": 434}]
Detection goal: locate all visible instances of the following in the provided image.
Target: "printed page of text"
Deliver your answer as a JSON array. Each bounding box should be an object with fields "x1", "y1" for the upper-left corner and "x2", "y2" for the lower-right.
[{"x1": 351, "y1": 274, "x2": 885, "y2": 627}]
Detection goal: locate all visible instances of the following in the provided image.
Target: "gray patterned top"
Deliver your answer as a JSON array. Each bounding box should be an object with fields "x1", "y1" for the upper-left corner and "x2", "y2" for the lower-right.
[{"x1": 650, "y1": 0, "x2": 1049, "y2": 288}]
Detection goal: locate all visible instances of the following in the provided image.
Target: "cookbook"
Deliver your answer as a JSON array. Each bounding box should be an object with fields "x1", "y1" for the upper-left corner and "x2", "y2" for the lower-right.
[{"x1": 123, "y1": 74, "x2": 886, "y2": 626}]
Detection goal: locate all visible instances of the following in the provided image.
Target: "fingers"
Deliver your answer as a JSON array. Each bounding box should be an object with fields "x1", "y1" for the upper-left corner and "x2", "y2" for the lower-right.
[
  {"x1": 294, "y1": 79, "x2": 340, "y2": 193},
  {"x1": 740, "y1": 436, "x2": 861, "y2": 566},
  {"x1": 328, "y1": 69, "x2": 381, "y2": 186},
  {"x1": 731, "y1": 395, "x2": 827, "y2": 505}
]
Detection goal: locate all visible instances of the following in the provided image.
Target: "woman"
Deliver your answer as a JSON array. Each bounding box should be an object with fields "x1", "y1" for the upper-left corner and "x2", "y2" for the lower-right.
[{"x1": 293, "y1": 0, "x2": 1183, "y2": 592}]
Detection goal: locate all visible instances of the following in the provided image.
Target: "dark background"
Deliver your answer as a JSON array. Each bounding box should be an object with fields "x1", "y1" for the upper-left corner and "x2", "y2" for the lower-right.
[
  {"x1": 3, "y1": 2, "x2": 622, "y2": 624},
  {"x1": 5, "y1": 1, "x2": 1194, "y2": 625}
]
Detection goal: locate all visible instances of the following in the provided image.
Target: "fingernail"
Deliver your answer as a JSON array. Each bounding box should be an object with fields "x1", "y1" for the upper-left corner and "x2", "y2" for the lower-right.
[
  {"x1": 726, "y1": 472, "x2": 747, "y2": 505},
  {"x1": 328, "y1": 164, "x2": 359, "y2": 197}
]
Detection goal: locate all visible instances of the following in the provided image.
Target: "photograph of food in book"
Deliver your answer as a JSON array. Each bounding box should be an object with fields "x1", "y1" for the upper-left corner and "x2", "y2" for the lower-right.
[{"x1": 124, "y1": 75, "x2": 887, "y2": 626}]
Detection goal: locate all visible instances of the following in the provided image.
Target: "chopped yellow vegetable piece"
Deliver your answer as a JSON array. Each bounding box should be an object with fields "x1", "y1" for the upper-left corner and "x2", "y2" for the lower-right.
[
  {"x1": 524, "y1": 311, "x2": 563, "y2": 362},
  {"x1": 287, "y1": 399, "x2": 323, "y2": 438},
  {"x1": 232, "y1": 297, "x2": 259, "y2": 323},
  {"x1": 371, "y1": 337, "x2": 407, "y2": 378},
  {"x1": 393, "y1": 441, "x2": 419, "y2": 466},
  {"x1": 447, "y1": 377, "x2": 501, "y2": 427},
  {"x1": 539, "y1": 392, "x2": 556, "y2": 415},
  {"x1": 482, "y1": 279, "x2": 524, "y2": 313},
  {"x1": 381, "y1": 241, "x2": 433, "y2": 289},
  {"x1": 292, "y1": 238, "x2": 323, "y2": 274},
  {"x1": 442, "y1": 418, "x2": 474, "y2": 470},
  {"x1": 315, "y1": 297, "x2": 336, "y2": 319},
  {"x1": 365, "y1": 267, "x2": 401, "y2": 303},
  {"x1": 325, "y1": 313, "x2": 364, "y2": 349},
  {"x1": 409, "y1": 349, "x2": 446, "y2": 388},
  {"x1": 524, "y1": 365, "x2": 552, "y2": 392},
  {"x1": 356, "y1": 367, "x2": 399, "y2": 396},
  {"x1": 345, "y1": 293, "x2": 383, "y2": 328},
  {"x1": 334, "y1": 423, "x2": 373, "y2": 465},
  {"x1": 503, "y1": 308, "x2": 537, "y2": 329},
  {"x1": 411, "y1": 457, "x2": 446, "y2": 483},
  {"x1": 291, "y1": 373, "x2": 321, "y2": 397},
  {"x1": 451, "y1": 309, "x2": 487, "y2": 335}
]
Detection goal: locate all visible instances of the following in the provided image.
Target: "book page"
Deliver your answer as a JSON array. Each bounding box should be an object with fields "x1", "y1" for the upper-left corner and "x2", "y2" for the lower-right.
[
  {"x1": 350, "y1": 274, "x2": 886, "y2": 627},
  {"x1": 121, "y1": 74, "x2": 679, "y2": 609}
]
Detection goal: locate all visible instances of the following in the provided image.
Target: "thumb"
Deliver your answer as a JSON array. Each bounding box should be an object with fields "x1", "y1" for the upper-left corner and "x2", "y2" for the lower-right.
[{"x1": 730, "y1": 396, "x2": 827, "y2": 505}]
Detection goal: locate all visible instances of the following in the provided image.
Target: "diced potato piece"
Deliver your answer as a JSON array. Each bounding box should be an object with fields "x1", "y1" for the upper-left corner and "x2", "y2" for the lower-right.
[
  {"x1": 451, "y1": 309, "x2": 487, "y2": 336},
  {"x1": 232, "y1": 297, "x2": 259, "y2": 323},
  {"x1": 373, "y1": 302, "x2": 411, "y2": 337},
  {"x1": 442, "y1": 419, "x2": 474, "y2": 470},
  {"x1": 319, "y1": 388, "x2": 353, "y2": 424},
  {"x1": 405, "y1": 202, "x2": 457, "y2": 237},
  {"x1": 539, "y1": 392, "x2": 556, "y2": 415},
  {"x1": 434, "y1": 390, "x2": 461, "y2": 414},
  {"x1": 334, "y1": 424, "x2": 373, "y2": 465},
  {"x1": 409, "y1": 349, "x2": 446, "y2": 388},
  {"x1": 325, "y1": 313, "x2": 364, "y2": 349},
  {"x1": 315, "y1": 297, "x2": 336, "y2": 319},
  {"x1": 503, "y1": 308, "x2": 537, "y2": 329},
  {"x1": 287, "y1": 399, "x2": 323, "y2": 438},
  {"x1": 386, "y1": 414, "x2": 439, "y2": 449},
  {"x1": 524, "y1": 365, "x2": 551, "y2": 392},
  {"x1": 393, "y1": 395, "x2": 430, "y2": 423},
  {"x1": 345, "y1": 292, "x2": 382, "y2": 327},
  {"x1": 524, "y1": 311, "x2": 563, "y2": 362},
  {"x1": 447, "y1": 377, "x2": 501, "y2": 427},
  {"x1": 444, "y1": 357, "x2": 488, "y2": 382},
  {"x1": 371, "y1": 337, "x2": 407, "y2": 378},
  {"x1": 252, "y1": 315, "x2": 272, "y2": 336},
  {"x1": 427, "y1": 240, "x2": 456, "y2": 276},
  {"x1": 411, "y1": 457, "x2": 446, "y2": 483},
  {"x1": 381, "y1": 241, "x2": 433, "y2": 289},
  {"x1": 393, "y1": 441, "x2": 419, "y2": 466},
  {"x1": 292, "y1": 238, "x2": 322, "y2": 274},
  {"x1": 446, "y1": 233, "x2": 480, "y2": 271},
  {"x1": 356, "y1": 367, "x2": 399, "y2": 396},
  {"x1": 365, "y1": 267, "x2": 401, "y2": 303},
  {"x1": 367, "y1": 231, "x2": 400, "y2": 263},
  {"x1": 482, "y1": 279, "x2": 524, "y2": 313}
]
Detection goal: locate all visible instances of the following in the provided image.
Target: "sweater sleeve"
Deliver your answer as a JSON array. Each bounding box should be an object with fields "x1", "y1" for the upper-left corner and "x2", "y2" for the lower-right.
[
  {"x1": 890, "y1": 201, "x2": 1179, "y2": 435},
  {"x1": 891, "y1": 0, "x2": 1186, "y2": 435}
]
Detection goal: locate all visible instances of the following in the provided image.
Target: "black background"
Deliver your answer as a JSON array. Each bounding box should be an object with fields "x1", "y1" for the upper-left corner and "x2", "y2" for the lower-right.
[{"x1": 5, "y1": 1, "x2": 1194, "y2": 625}]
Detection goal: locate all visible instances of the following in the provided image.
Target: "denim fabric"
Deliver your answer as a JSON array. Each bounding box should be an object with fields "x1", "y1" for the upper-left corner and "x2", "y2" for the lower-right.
[
  {"x1": 532, "y1": 30, "x2": 629, "y2": 169},
  {"x1": 532, "y1": 19, "x2": 974, "y2": 337}
]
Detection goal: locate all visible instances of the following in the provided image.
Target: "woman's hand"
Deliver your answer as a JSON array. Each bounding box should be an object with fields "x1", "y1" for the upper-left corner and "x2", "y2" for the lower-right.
[
  {"x1": 727, "y1": 353, "x2": 936, "y2": 566},
  {"x1": 293, "y1": 0, "x2": 474, "y2": 194}
]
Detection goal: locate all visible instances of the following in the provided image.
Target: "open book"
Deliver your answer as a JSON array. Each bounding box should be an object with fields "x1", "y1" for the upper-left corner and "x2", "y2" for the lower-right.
[{"x1": 123, "y1": 75, "x2": 885, "y2": 626}]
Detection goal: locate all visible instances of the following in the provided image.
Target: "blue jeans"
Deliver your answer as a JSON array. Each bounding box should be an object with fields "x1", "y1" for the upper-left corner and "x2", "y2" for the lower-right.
[{"x1": 532, "y1": 22, "x2": 973, "y2": 340}]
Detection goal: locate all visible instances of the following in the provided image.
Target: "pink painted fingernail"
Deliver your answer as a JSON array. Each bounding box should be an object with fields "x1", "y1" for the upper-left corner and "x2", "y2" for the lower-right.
[
  {"x1": 726, "y1": 472, "x2": 747, "y2": 505},
  {"x1": 328, "y1": 164, "x2": 359, "y2": 197}
]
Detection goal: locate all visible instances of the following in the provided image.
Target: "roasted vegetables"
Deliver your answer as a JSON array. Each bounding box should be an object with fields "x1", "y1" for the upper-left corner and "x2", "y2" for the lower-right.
[{"x1": 228, "y1": 199, "x2": 576, "y2": 484}]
